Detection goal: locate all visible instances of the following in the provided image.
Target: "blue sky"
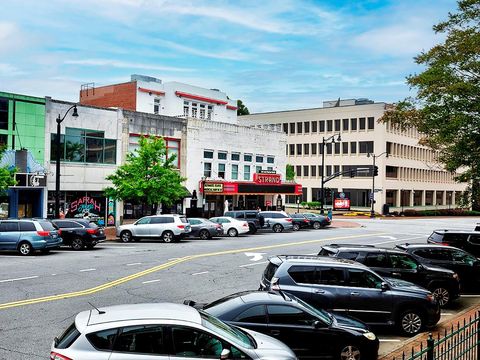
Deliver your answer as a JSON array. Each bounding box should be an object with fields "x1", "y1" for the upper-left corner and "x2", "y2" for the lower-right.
[{"x1": 0, "y1": 0, "x2": 457, "y2": 112}]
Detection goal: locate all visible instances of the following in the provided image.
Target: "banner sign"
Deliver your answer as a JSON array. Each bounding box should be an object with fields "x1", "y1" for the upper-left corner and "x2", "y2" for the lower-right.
[
  {"x1": 253, "y1": 173, "x2": 281, "y2": 184},
  {"x1": 334, "y1": 198, "x2": 351, "y2": 210},
  {"x1": 259, "y1": 169, "x2": 277, "y2": 174},
  {"x1": 203, "y1": 183, "x2": 224, "y2": 193}
]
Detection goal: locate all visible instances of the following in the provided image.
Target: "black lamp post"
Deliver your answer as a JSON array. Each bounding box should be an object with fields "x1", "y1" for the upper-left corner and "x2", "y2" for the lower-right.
[
  {"x1": 320, "y1": 133, "x2": 341, "y2": 214},
  {"x1": 55, "y1": 104, "x2": 78, "y2": 219},
  {"x1": 367, "y1": 151, "x2": 388, "y2": 218}
]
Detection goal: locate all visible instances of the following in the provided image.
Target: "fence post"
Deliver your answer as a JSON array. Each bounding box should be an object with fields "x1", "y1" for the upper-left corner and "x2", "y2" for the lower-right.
[{"x1": 426, "y1": 333, "x2": 434, "y2": 360}]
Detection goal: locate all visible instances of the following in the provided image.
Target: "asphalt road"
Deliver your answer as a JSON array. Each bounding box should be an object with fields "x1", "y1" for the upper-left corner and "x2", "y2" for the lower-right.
[{"x1": 0, "y1": 217, "x2": 479, "y2": 359}]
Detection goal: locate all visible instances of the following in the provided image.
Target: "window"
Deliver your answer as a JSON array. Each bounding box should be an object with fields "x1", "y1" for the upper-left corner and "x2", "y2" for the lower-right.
[
  {"x1": 368, "y1": 117, "x2": 375, "y2": 129},
  {"x1": 283, "y1": 123, "x2": 288, "y2": 134},
  {"x1": 218, "y1": 152, "x2": 227, "y2": 160},
  {"x1": 267, "y1": 156, "x2": 274, "y2": 164},
  {"x1": 256, "y1": 155, "x2": 264, "y2": 163},
  {"x1": 451, "y1": 250, "x2": 477, "y2": 265},
  {"x1": 243, "y1": 165, "x2": 250, "y2": 180},
  {"x1": 359, "y1": 141, "x2": 374, "y2": 154},
  {"x1": 231, "y1": 164, "x2": 238, "y2": 180},
  {"x1": 218, "y1": 163, "x2": 225, "y2": 179},
  {"x1": 326, "y1": 165, "x2": 332, "y2": 176},
  {"x1": 86, "y1": 137, "x2": 104, "y2": 163},
  {"x1": 289, "y1": 144, "x2": 295, "y2": 155},
  {"x1": 296, "y1": 144, "x2": 302, "y2": 155},
  {"x1": 0, "y1": 222, "x2": 18, "y2": 232},
  {"x1": 327, "y1": 120, "x2": 333, "y2": 132},
  {"x1": 192, "y1": 103, "x2": 198, "y2": 118},
  {"x1": 342, "y1": 118, "x2": 349, "y2": 131},
  {"x1": 288, "y1": 265, "x2": 315, "y2": 284},
  {"x1": 317, "y1": 268, "x2": 345, "y2": 285},
  {"x1": 0, "y1": 98, "x2": 8, "y2": 130},
  {"x1": 244, "y1": 154, "x2": 252, "y2": 162},
  {"x1": 136, "y1": 217, "x2": 151, "y2": 225},
  {"x1": 319, "y1": 120, "x2": 325, "y2": 132},
  {"x1": 289, "y1": 123, "x2": 295, "y2": 134},
  {"x1": 312, "y1": 121, "x2": 318, "y2": 132},
  {"x1": 311, "y1": 143, "x2": 317, "y2": 155},
  {"x1": 56, "y1": 322, "x2": 81, "y2": 349},
  {"x1": 87, "y1": 328, "x2": 117, "y2": 352},
  {"x1": 359, "y1": 117, "x2": 366, "y2": 130},
  {"x1": 418, "y1": 249, "x2": 451, "y2": 261},
  {"x1": 19, "y1": 222, "x2": 37, "y2": 231},
  {"x1": 347, "y1": 269, "x2": 383, "y2": 289},
  {"x1": 296, "y1": 165, "x2": 302, "y2": 177},
  {"x1": 350, "y1": 142, "x2": 357, "y2": 154},
  {"x1": 170, "y1": 326, "x2": 223, "y2": 358},
  {"x1": 311, "y1": 165, "x2": 316, "y2": 177},
  {"x1": 304, "y1": 121, "x2": 310, "y2": 133},
  {"x1": 234, "y1": 306, "x2": 267, "y2": 323},
  {"x1": 256, "y1": 165, "x2": 262, "y2": 173},
  {"x1": 334, "y1": 165, "x2": 340, "y2": 174},
  {"x1": 334, "y1": 143, "x2": 340, "y2": 154},
  {"x1": 231, "y1": 153, "x2": 240, "y2": 161},
  {"x1": 267, "y1": 305, "x2": 317, "y2": 326},
  {"x1": 183, "y1": 101, "x2": 190, "y2": 117},
  {"x1": 364, "y1": 253, "x2": 389, "y2": 267},
  {"x1": 199, "y1": 104, "x2": 206, "y2": 119},
  {"x1": 389, "y1": 254, "x2": 418, "y2": 270},
  {"x1": 350, "y1": 118, "x2": 357, "y2": 131},
  {"x1": 153, "y1": 98, "x2": 160, "y2": 114},
  {"x1": 297, "y1": 122, "x2": 303, "y2": 134},
  {"x1": 326, "y1": 143, "x2": 332, "y2": 155},
  {"x1": 204, "y1": 162, "x2": 212, "y2": 177},
  {"x1": 336, "y1": 252, "x2": 359, "y2": 260},
  {"x1": 203, "y1": 150, "x2": 213, "y2": 159},
  {"x1": 342, "y1": 142, "x2": 348, "y2": 154},
  {"x1": 334, "y1": 119, "x2": 341, "y2": 132},
  {"x1": 303, "y1": 165, "x2": 309, "y2": 177},
  {"x1": 303, "y1": 144, "x2": 309, "y2": 155}
]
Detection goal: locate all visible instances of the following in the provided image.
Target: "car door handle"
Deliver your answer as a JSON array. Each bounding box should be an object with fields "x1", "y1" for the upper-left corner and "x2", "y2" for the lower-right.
[
  {"x1": 313, "y1": 289, "x2": 325, "y2": 294},
  {"x1": 350, "y1": 291, "x2": 360, "y2": 296},
  {"x1": 392, "y1": 272, "x2": 401, "y2": 276},
  {"x1": 270, "y1": 330, "x2": 280, "y2": 336}
]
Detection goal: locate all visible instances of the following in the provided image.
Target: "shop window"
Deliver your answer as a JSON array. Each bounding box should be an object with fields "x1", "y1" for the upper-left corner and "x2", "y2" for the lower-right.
[
  {"x1": 256, "y1": 155, "x2": 264, "y2": 163},
  {"x1": 244, "y1": 154, "x2": 252, "y2": 162},
  {"x1": 359, "y1": 117, "x2": 366, "y2": 130},
  {"x1": 203, "y1": 150, "x2": 213, "y2": 159},
  {"x1": 204, "y1": 162, "x2": 212, "y2": 177},
  {"x1": 0, "y1": 98, "x2": 8, "y2": 130},
  {"x1": 218, "y1": 163, "x2": 225, "y2": 179},
  {"x1": 350, "y1": 118, "x2": 357, "y2": 131},
  {"x1": 342, "y1": 118, "x2": 349, "y2": 131},
  {"x1": 243, "y1": 165, "x2": 250, "y2": 180},
  {"x1": 267, "y1": 156, "x2": 274, "y2": 164},
  {"x1": 231, "y1": 164, "x2": 238, "y2": 180},
  {"x1": 218, "y1": 152, "x2": 227, "y2": 160},
  {"x1": 231, "y1": 153, "x2": 240, "y2": 161},
  {"x1": 368, "y1": 117, "x2": 375, "y2": 130}
]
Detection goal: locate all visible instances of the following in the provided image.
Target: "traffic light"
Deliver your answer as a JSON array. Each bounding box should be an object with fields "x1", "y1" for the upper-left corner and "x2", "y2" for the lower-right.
[{"x1": 373, "y1": 165, "x2": 379, "y2": 176}]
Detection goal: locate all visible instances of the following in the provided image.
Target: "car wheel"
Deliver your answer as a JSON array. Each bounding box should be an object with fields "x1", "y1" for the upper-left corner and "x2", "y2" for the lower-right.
[
  {"x1": 162, "y1": 231, "x2": 174, "y2": 243},
  {"x1": 120, "y1": 231, "x2": 132, "y2": 243},
  {"x1": 248, "y1": 223, "x2": 257, "y2": 234},
  {"x1": 399, "y1": 310, "x2": 423, "y2": 336},
  {"x1": 18, "y1": 241, "x2": 33, "y2": 256},
  {"x1": 339, "y1": 344, "x2": 361, "y2": 360},
  {"x1": 292, "y1": 223, "x2": 300, "y2": 231},
  {"x1": 227, "y1": 228, "x2": 238, "y2": 237},
  {"x1": 431, "y1": 286, "x2": 451, "y2": 307},
  {"x1": 199, "y1": 230, "x2": 210, "y2": 240},
  {"x1": 71, "y1": 237, "x2": 84, "y2": 250},
  {"x1": 313, "y1": 221, "x2": 321, "y2": 229},
  {"x1": 272, "y1": 224, "x2": 283, "y2": 233}
]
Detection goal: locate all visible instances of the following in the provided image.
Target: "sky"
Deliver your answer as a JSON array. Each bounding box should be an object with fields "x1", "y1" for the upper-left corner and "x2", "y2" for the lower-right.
[{"x1": 0, "y1": 0, "x2": 458, "y2": 113}]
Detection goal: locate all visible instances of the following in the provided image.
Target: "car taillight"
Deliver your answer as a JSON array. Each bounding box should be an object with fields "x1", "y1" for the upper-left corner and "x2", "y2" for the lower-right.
[
  {"x1": 286, "y1": 218, "x2": 292, "y2": 222},
  {"x1": 216, "y1": 224, "x2": 222, "y2": 229},
  {"x1": 271, "y1": 276, "x2": 280, "y2": 291},
  {"x1": 177, "y1": 225, "x2": 185, "y2": 229},
  {"x1": 57, "y1": 230, "x2": 62, "y2": 235},
  {"x1": 86, "y1": 229, "x2": 96, "y2": 234},
  {"x1": 243, "y1": 222, "x2": 248, "y2": 227},
  {"x1": 50, "y1": 352, "x2": 73, "y2": 360},
  {"x1": 304, "y1": 219, "x2": 309, "y2": 223},
  {"x1": 37, "y1": 231, "x2": 50, "y2": 236}
]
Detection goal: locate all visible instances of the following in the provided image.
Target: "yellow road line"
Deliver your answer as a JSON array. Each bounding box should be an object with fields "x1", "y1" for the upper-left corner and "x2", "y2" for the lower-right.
[{"x1": 0, "y1": 232, "x2": 386, "y2": 310}]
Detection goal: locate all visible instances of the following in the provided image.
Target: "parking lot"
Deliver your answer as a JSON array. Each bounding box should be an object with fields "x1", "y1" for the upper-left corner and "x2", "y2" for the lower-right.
[{"x1": 0, "y1": 216, "x2": 479, "y2": 359}]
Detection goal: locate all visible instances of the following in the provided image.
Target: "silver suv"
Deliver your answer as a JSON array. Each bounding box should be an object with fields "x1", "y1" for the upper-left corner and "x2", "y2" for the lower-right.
[
  {"x1": 116, "y1": 214, "x2": 191, "y2": 243},
  {"x1": 258, "y1": 211, "x2": 293, "y2": 233}
]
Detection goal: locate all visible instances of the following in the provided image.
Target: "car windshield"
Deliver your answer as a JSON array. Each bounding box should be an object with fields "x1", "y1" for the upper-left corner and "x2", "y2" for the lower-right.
[
  {"x1": 200, "y1": 310, "x2": 255, "y2": 349},
  {"x1": 288, "y1": 294, "x2": 333, "y2": 325}
]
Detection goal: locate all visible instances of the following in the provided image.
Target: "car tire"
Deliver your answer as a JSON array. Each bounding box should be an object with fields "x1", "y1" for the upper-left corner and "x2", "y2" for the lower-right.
[
  {"x1": 71, "y1": 237, "x2": 84, "y2": 251},
  {"x1": 272, "y1": 224, "x2": 283, "y2": 233},
  {"x1": 339, "y1": 344, "x2": 362, "y2": 360},
  {"x1": 292, "y1": 223, "x2": 300, "y2": 231},
  {"x1": 431, "y1": 286, "x2": 451, "y2": 307},
  {"x1": 227, "y1": 228, "x2": 238, "y2": 237},
  {"x1": 313, "y1": 221, "x2": 321, "y2": 230},
  {"x1": 18, "y1": 241, "x2": 33, "y2": 256},
  {"x1": 398, "y1": 309, "x2": 424, "y2": 336},
  {"x1": 162, "y1": 231, "x2": 174, "y2": 243},
  {"x1": 199, "y1": 230, "x2": 210, "y2": 240},
  {"x1": 248, "y1": 223, "x2": 257, "y2": 234},
  {"x1": 120, "y1": 231, "x2": 132, "y2": 243}
]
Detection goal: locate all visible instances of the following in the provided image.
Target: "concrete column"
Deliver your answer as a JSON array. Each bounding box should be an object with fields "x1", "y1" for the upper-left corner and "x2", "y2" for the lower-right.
[
  {"x1": 421, "y1": 190, "x2": 426, "y2": 206},
  {"x1": 396, "y1": 189, "x2": 401, "y2": 207},
  {"x1": 410, "y1": 190, "x2": 415, "y2": 207},
  {"x1": 442, "y1": 191, "x2": 447, "y2": 206},
  {"x1": 451, "y1": 192, "x2": 455, "y2": 207},
  {"x1": 432, "y1": 190, "x2": 437, "y2": 205}
]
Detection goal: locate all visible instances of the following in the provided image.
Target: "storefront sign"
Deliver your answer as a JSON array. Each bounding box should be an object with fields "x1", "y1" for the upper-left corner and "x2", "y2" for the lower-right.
[
  {"x1": 253, "y1": 173, "x2": 281, "y2": 184},
  {"x1": 259, "y1": 169, "x2": 277, "y2": 174},
  {"x1": 70, "y1": 196, "x2": 102, "y2": 213},
  {"x1": 334, "y1": 198, "x2": 351, "y2": 210},
  {"x1": 203, "y1": 183, "x2": 224, "y2": 193},
  {"x1": 266, "y1": 200, "x2": 272, "y2": 206}
]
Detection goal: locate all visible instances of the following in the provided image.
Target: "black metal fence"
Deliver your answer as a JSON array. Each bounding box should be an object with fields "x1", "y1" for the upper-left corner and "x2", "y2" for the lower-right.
[{"x1": 393, "y1": 312, "x2": 480, "y2": 360}]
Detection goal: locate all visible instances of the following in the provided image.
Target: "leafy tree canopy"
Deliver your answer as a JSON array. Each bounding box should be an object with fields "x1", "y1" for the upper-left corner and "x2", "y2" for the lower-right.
[
  {"x1": 237, "y1": 100, "x2": 250, "y2": 116},
  {"x1": 286, "y1": 164, "x2": 295, "y2": 181},
  {"x1": 0, "y1": 147, "x2": 16, "y2": 195},
  {"x1": 105, "y1": 135, "x2": 187, "y2": 208},
  {"x1": 380, "y1": 0, "x2": 480, "y2": 207}
]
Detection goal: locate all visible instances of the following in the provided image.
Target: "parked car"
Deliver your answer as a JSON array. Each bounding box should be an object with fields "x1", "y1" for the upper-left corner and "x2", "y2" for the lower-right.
[
  {"x1": 428, "y1": 230, "x2": 480, "y2": 256},
  {"x1": 259, "y1": 255, "x2": 441, "y2": 336},
  {"x1": 396, "y1": 243, "x2": 480, "y2": 293},
  {"x1": 288, "y1": 213, "x2": 311, "y2": 231},
  {"x1": 258, "y1": 211, "x2": 293, "y2": 233},
  {"x1": 209, "y1": 216, "x2": 249, "y2": 237},
  {"x1": 51, "y1": 219, "x2": 105, "y2": 250},
  {"x1": 224, "y1": 210, "x2": 264, "y2": 234},
  {"x1": 186, "y1": 218, "x2": 224, "y2": 239},
  {"x1": 116, "y1": 214, "x2": 191, "y2": 243},
  {"x1": 301, "y1": 212, "x2": 331, "y2": 229},
  {"x1": 319, "y1": 244, "x2": 460, "y2": 306},
  {"x1": 51, "y1": 303, "x2": 297, "y2": 360},
  {"x1": 185, "y1": 290, "x2": 379, "y2": 360},
  {"x1": 0, "y1": 219, "x2": 62, "y2": 255}
]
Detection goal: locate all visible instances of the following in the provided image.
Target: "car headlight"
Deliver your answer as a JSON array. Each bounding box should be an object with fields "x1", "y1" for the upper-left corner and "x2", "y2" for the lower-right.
[{"x1": 363, "y1": 332, "x2": 376, "y2": 341}]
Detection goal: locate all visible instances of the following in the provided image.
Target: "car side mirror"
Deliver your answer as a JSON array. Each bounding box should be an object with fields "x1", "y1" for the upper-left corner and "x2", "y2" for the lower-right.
[
  {"x1": 313, "y1": 320, "x2": 323, "y2": 329},
  {"x1": 220, "y1": 348, "x2": 231, "y2": 360},
  {"x1": 381, "y1": 282, "x2": 389, "y2": 292},
  {"x1": 417, "y1": 264, "x2": 424, "y2": 271}
]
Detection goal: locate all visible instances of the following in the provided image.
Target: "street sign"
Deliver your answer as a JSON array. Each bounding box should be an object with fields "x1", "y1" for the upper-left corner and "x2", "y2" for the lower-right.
[
  {"x1": 374, "y1": 189, "x2": 382, "y2": 193},
  {"x1": 334, "y1": 198, "x2": 350, "y2": 210},
  {"x1": 369, "y1": 193, "x2": 374, "y2": 200},
  {"x1": 339, "y1": 192, "x2": 345, "y2": 199}
]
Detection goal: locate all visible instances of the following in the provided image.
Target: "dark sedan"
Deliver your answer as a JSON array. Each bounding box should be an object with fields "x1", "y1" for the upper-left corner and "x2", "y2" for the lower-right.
[
  {"x1": 302, "y1": 212, "x2": 331, "y2": 229},
  {"x1": 185, "y1": 290, "x2": 379, "y2": 360},
  {"x1": 186, "y1": 218, "x2": 224, "y2": 239},
  {"x1": 289, "y1": 213, "x2": 311, "y2": 231},
  {"x1": 51, "y1": 219, "x2": 105, "y2": 250}
]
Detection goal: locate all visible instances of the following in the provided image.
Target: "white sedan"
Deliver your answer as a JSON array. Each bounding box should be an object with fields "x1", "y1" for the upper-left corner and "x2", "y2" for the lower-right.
[{"x1": 209, "y1": 216, "x2": 250, "y2": 237}]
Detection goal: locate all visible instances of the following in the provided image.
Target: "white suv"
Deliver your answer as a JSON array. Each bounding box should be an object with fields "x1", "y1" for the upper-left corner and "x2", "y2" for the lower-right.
[{"x1": 116, "y1": 214, "x2": 191, "y2": 243}]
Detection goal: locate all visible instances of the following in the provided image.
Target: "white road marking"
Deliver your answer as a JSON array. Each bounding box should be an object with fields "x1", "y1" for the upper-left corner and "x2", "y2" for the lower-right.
[
  {"x1": 441, "y1": 313, "x2": 453, "y2": 316},
  {"x1": 126, "y1": 263, "x2": 142, "y2": 266},
  {"x1": 379, "y1": 339, "x2": 402, "y2": 342},
  {"x1": 0, "y1": 275, "x2": 39, "y2": 283},
  {"x1": 168, "y1": 257, "x2": 180, "y2": 260},
  {"x1": 51, "y1": 274, "x2": 57, "y2": 276},
  {"x1": 79, "y1": 268, "x2": 96, "y2": 272},
  {"x1": 379, "y1": 236, "x2": 397, "y2": 240},
  {"x1": 371, "y1": 236, "x2": 425, "y2": 246},
  {"x1": 460, "y1": 294, "x2": 480, "y2": 297},
  {"x1": 192, "y1": 271, "x2": 209, "y2": 276},
  {"x1": 244, "y1": 252, "x2": 266, "y2": 262},
  {"x1": 239, "y1": 261, "x2": 269, "y2": 268},
  {"x1": 142, "y1": 279, "x2": 161, "y2": 284}
]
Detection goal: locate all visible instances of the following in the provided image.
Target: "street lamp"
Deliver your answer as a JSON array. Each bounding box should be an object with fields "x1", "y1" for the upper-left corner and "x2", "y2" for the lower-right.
[
  {"x1": 55, "y1": 104, "x2": 78, "y2": 219},
  {"x1": 297, "y1": 196, "x2": 300, "y2": 213},
  {"x1": 366, "y1": 151, "x2": 388, "y2": 218},
  {"x1": 320, "y1": 133, "x2": 341, "y2": 214}
]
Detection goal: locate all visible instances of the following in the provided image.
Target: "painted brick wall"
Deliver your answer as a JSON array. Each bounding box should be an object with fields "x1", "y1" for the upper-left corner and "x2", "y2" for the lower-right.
[{"x1": 79, "y1": 81, "x2": 137, "y2": 110}]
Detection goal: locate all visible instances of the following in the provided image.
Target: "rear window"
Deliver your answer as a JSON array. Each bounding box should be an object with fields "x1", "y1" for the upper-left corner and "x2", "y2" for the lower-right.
[
  {"x1": 179, "y1": 216, "x2": 188, "y2": 224},
  {"x1": 263, "y1": 262, "x2": 279, "y2": 281},
  {"x1": 288, "y1": 265, "x2": 316, "y2": 284},
  {"x1": 318, "y1": 248, "x2": 336, "y2": 256},
  {"x1": 86, "y1": 328, "x2": 118, "y2": 351},
  {"x1": 444, "y1": 233, "x2": 469, "y2": 243},
  {"x1": 39, "y1": 221, "x2": 55, "y2": 231},
  {"x1": 55, "y1": 322, "x2": 80, "y2": 349},
  {"x1": 336, "y1": 251, "x2": 360, "y2": 261}
]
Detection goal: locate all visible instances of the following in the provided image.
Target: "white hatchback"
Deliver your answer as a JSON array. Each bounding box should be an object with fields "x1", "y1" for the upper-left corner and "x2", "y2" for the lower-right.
[
  {"x1": 50, "y1": 303, "x2": 297, "y2": 360},
  {"x1": 209, "y1": 216, "x2": 250, "y2": 237}
]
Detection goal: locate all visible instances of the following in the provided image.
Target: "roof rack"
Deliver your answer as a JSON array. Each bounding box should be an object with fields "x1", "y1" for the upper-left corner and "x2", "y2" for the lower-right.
[{"x1": 326, "y1": 244, "x2": 375, "y2": 248}]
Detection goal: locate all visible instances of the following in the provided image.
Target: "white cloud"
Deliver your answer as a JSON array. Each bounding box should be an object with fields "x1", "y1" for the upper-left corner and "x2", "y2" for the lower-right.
[
  {"x1": 0, "y1": 63, "x2": 25, "y2": 76},
  {"x1": 64, "y1": 59, "x2": 193, "y2": 72}
]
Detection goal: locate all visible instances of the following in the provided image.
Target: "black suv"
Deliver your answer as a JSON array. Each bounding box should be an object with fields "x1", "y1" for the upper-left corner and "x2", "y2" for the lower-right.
[
  {"x1": 224, "y1": 210, "x2": 264, "y2": 234},
  {"x1": 51, "y1": 219, "x2": 106, "y2": 250},
  {"x1": 319, "y1": 244, "x2": 460, "y2": 306},
  {"x1": 428, "y1": 230, "x2": 480, "y2": 256},
  {"x1": 260, "y1": 255, "x2": 441, "y2": 336},
  {"x1": 186, "y1": 290, "x2": 379, "y2": 360},
  {"x1": 396, "y1": 243, "x2": 480, "y2": 293}
]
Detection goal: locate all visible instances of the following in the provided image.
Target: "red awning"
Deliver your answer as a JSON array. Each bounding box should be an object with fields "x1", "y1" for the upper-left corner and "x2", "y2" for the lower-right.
[
  {"x1": 138, "y1": 87, "x2": 165, "y2": 96},
  {"x1": 226, "y1": 105, "x2": 238, "y2": 110},
  {"x1": 175, "y1": 91, "x2": 228, "y2": 105}
]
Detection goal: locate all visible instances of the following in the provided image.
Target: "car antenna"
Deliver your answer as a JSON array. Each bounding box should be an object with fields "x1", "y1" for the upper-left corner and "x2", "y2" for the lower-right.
[{"x1": 88, "y1": 302, "x2": 106, "y2": 315}]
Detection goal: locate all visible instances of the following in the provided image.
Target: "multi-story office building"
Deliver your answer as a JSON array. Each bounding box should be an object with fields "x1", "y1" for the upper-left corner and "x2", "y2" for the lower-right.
[{"x1": 240, "y1": 99, "x2": 468, "y2": 214}]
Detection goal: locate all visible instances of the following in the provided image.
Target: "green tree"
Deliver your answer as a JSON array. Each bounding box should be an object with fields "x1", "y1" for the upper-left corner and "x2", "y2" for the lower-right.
[
  {"x1": 0, "y1": 147, "x2": 16, "y2": 194},
  {"x1": 380, "y1": 0, "x2": 480, "y2": 209},
  {"x1": 286, "y1": 164, "x2": 295, "y2": 180},
  {"x1": 237, "y1": 99, "x2": 250, "y2": 116},
  {"x1": 104, "y1": 136, "x2": 187, "y2": 214}
]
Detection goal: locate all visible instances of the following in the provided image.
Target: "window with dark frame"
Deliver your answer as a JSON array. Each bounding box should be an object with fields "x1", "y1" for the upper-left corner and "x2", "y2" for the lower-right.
[
  {"x1": 283, "y1": 123, "x2": 288, "y2": 134},
  {"x1": 312, "y1": 121, "x2": 318, "y2": 133},
  {"x1": 304, "y1": 121, "x2": 310, "y2": 133},
  {"x1": 327, "y1": 120, "x2": 333, "y2": 132},
  {"x1": 342, "y1": 118, "x2": 349, "y2": 131},
  {"x1": 311, "y1": 165, "x2": 316, "y2": 177},
  {"x1": 290, "y1": 123, "x2": 295, "y2": 134},
  {"x1": 350, "y1": 118, "x2": 357, "y2": 130},
  {"x1": 326, "y1": 165, "x2": 332, "y2": 176},
  {"x1": 304, "y1": 143, "x2": 309, "y2": 155},
  {"x1": 0, "y1": 98, "x2": 8, "y2": 130},
  {"x1": 334, "y1": 143, "x2": 340, "y2": 154},
  {"x1": 311, "y1": 143, "x2": 317, "y2": 155},
  {"x1": 350, "y1": 142, "x2": 357, "y2": 153},
  {"x1": 296, "y1": 165, "x2": 302, "y2": 177},
  {"x1": 359, "y1": 117, "x2": 366, "y2": 130},
  {"x1": 334, "y1": 165, "x2": 340, "y2": 174},
  {"x1": 289, "y1": 144, "x2": 295, "y2": 155},
  {"x1": 319, "y1": 120, "x2": 325, "y2": 132},
  {"x1": 368, "y1": 117, "x2": 375, "y2": 129},
  {"x1": 334, "y1": 119, "x2": 341, "y2": 132},
  {"x1": 303, "y1": 165, "x2": 309, "y2": 177},
  {"x1": 359, "y1": 141, "x2": 374, "y2": 153},
  {"x1": 296, "y1": 144, "x2": 302, "y2": 155},
  {"x1": 326, "y1": 143, "x2": 332, "y2": 154},
  {"x1": 297, "y1": 122, "x2": 303, "y2": 134},
  {"x1": 342, "y1": 142, "x2": 348, "y2": 154}
]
